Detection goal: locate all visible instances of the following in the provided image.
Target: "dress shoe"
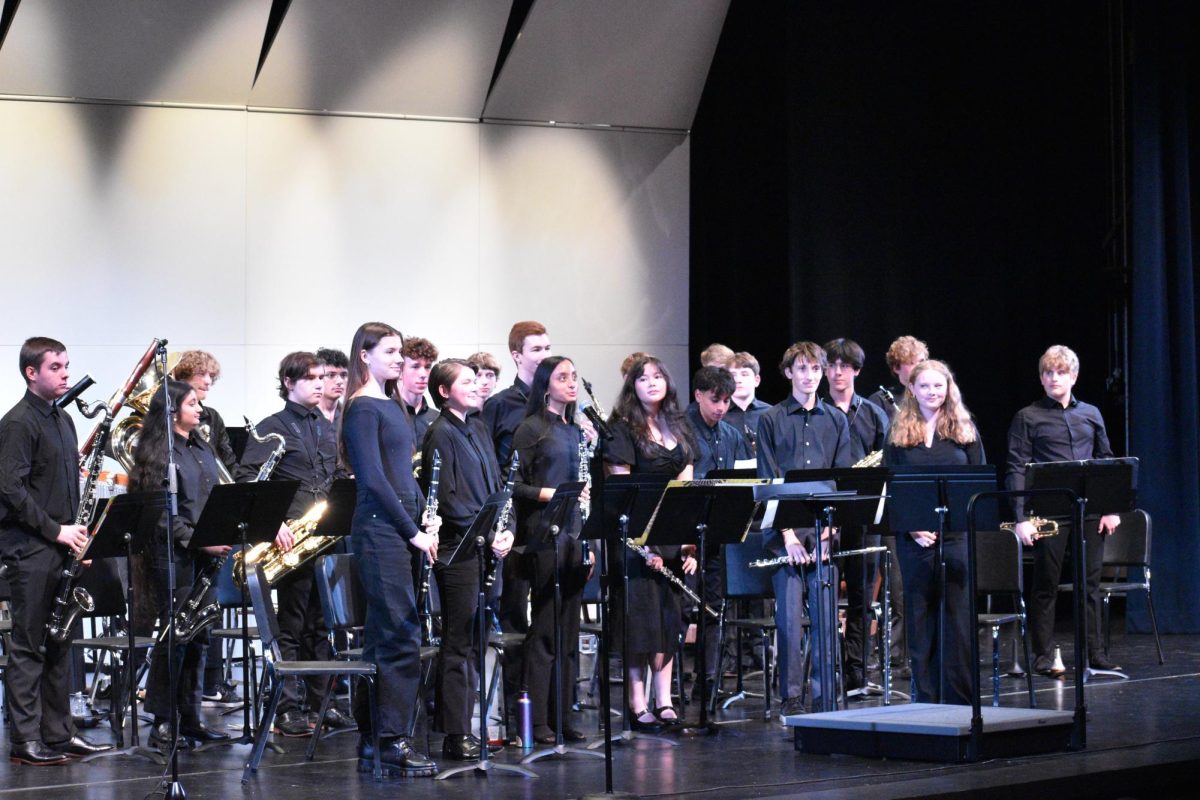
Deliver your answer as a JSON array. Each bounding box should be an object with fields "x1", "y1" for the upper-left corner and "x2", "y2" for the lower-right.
[
  {"x1": 630, "y1": 709, "x2": 663, "y2": 733},
  {"x1": 180, "y1": 720, "x2": 232, "y2": 743},
  {"x1": 654, "y1": 706, "x2": 682, "y2": 728},
  {"x1": 374, "y1": 736, "x2": 437, "y2": 777},
  {"x1": 149, "y1": 722, "x2": 191, "y2": 753},
  {"x1": 441, "y1": 733, "x2": 481, "y2": 760},
  {"x1": 310, "y1": 707, "x2": 357, "y2": 731},
  {"x1": 1033, "y1": 653, "x2": 1066, "y2": 677},
  {"x1": 274, "y1": 710, "x2": 313, "y2": 737},
  {"x1": 49, "y1": 735, "x2": 114, "y2": 758},
  {"x1": 1089, "y1": 652, "x2": 1122, "y2": 671},
  {"x1": 9, "y1": 741, "x2": 69, "y2": 766}
]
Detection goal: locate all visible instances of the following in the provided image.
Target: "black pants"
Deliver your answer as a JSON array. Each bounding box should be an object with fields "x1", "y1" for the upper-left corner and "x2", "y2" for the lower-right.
[
  {"x1": 692, "y1": 546, "x2": 723, "y2": 684},
  {"x1": 499, "y1": 553, "x2": 530, "y2": 715},
  {"x1": 0, "y1": 536, "x2": 76, "y2": 745},
  {"x1": 1030, "y1": 522, "x2": 1105, "y2": 658},
  {"x1": 432, "y1": 556, "x2": 480, "y2": 735},
  {"x1": 841, "y1": 528, "x2": 880, "y2": 681},
  {"x1": 145, "y1": 556, "x2": 208, "y2": 723},
  {"x1": 522, "y1": 539, "x2": 587, "y2": 735},
  {"x1": 351, "y1": 522, "x2": 422, "y2": 739},
  {"x1": 896, "y1": 532, "x2": 972, "y2": 705},
  {"x1": 274, "y1": 562, "x2": 333, "y2": 715}
]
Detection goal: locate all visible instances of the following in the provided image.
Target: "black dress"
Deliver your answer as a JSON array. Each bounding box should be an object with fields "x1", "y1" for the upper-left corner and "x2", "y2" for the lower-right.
[{"x1": 603, "y1": 420, "x2": 691, "y2": 655}]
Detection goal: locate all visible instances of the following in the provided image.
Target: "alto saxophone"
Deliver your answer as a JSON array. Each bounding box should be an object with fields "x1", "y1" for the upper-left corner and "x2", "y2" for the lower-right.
[
  {"x1": 484, "y1": 452, "x2": 519, "y2": 592},
  {"x1": 165, "y1": 418, "x2": 286, "y2": 644},
  {"x1": 45, "y1": 388, "x2": 115, "y2": 646}
]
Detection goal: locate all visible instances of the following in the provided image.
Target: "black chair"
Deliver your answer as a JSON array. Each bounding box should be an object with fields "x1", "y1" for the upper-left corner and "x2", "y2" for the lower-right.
[
  {"x1": 208, "y1": 553, "x2": 260, "y2": 717},
  {"x1": 1099, "y1": 509, "x2": 1164, "y2": 664},
  {"x1": 241, "y1": 563, "x2": 381, "y2": 782},
  {"x1": 975, "y1": 530, "x2": 1034, "y2": 707},
  {"x1": 315, "y1": 554, "x2": 366, "y2": 662},
  {"x1": 716, "y1": 532, "x2": 793, "y2": 720}
]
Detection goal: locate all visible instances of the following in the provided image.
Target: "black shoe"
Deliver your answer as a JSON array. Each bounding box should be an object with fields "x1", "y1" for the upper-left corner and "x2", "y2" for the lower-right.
[
  {"x1": 654, "y1": 706, "x2": 682, "y2": 728},
  {"x1": 1033, "y1": 654, "x2": 1066, "y2": 676},
  {"x1": 1089, "y1": 652, "x2": 1122, "y2": 671},
  {"x1": 310, "y1": 707, "x2": 357, "y2": 731},
  {"x1": 558, "y1": 727, "x2": 587, "y2": 743},
  {"x1": 779, "y1": 696, "x2": 806, "y2": 718},
  {"x1": 441, "y1": 734, "x2": 481, "y2": 760},
  {"x1": 48, "y1": 735, "x2": 114, "y2": 758},
  {"x1": 533, "y1": 729, "x2": 558, "y2": 745},
  {"x1": 371, "y1": 736, "x2": 437, "y2": 777},
  {"x1": 9, "y1": 741, "x2": 70, "y2": 766},
  {"x1": 148, "y1": 722, "x2": 191, "y2": 753},
  {"x1": 630, "y1": 709, "x2": 663, "y2": 733},
  {"x1": 274, "y1": 710, "x2": 313, "y2": 737},
  {"x1": 179, "y1": 721, "x2": 232, "y2": 743}
]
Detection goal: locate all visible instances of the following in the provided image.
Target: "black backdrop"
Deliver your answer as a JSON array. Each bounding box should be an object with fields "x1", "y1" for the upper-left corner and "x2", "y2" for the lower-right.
[{"x1": 690, "y1": 1, "x2": 1120, "y2": 466}]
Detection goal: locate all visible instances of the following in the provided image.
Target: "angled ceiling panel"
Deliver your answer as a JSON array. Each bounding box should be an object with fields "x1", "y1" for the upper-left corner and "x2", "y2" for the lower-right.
[
  {"x1": 0, "y1": 0, "x2": 272, "y2": 105},
  {"x1": 482, "y1": 0, "x2": 730, "y2": 130},
  {"x1": 249, "y1": 0, "x2": 512, "y2": 118}
]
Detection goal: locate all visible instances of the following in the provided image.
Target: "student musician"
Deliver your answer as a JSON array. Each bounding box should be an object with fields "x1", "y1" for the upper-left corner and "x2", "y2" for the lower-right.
[
  {"x1": 511, "y1": 356, "x2": 592, "y2": 743},
  {"x1": 173, "y1": 350, "x2": 238, "y2": 474},
  {"x1": 316, "y1": 347, "x2": 350, "y2": 427},
  {"x1": 605, "y1": 355, "x2": 697, "y2": 731},
  {"x1": 1006, "y1": 345, "x2": 1122, "y2": 674},
  {"x1": 398, "y1": 337, "x2": 439, "y2": 449},
  {"x1": 0, "y1": 338, "x2": 113, "y2": 764},
  {"x1": 685, "y1": 366, "x2": 751, "y2": 704},
  {"x1": 867, "y1": 336, "x2": 929, "y2": 418},
  {"x1": 466, "y1": 352, "x2": 502, "y2": 405},
  {"x1": 884, "y1": 360, "x2": 983, "y2": 705},
  {"x1": 699, "y1": 343, "x2": 735, "y2": 369},
  {"x1": 724, "y1": 351, "x2": 771, "y2": 449},
  {"x1": 237, "y1": 352, "x2": 353, "y2": 736},
  {"x1": 420, "y1": 359, "x2": 514, "y2": 760},
  {"x1": 340, "y1": 322, "x2": 441, "y2": 776},
  {"x1": 756, "y1": 342, "x2": 853, "y2": 716},
  {"x1": 823, "y1": 338, "x2": 890, "y2": 693},
  {"x1": 132, "y1": 379, "x2": 233, "y2": 750}
]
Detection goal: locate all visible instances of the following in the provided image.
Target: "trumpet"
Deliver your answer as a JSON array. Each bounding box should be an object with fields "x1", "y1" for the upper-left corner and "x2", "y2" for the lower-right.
[
  {"x1": 1001, "y1": 516, "x2": 1060, "y2": 540},
  {"x1": 749, "y1": 544, "x2": 888, "y2": 570}
]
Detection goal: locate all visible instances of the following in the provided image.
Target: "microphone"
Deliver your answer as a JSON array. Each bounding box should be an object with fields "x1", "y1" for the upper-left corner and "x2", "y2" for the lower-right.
[{"x1": 55, "y1": 374, "x2": 96, "y2": 410}]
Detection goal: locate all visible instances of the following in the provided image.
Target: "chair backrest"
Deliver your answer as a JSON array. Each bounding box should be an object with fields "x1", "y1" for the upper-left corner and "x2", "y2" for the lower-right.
[
  {"x1": 245, "y1": 563, "x2": 282, "y2": 661},
  {"x1": 974, "y1": 530, "x2": 1022, "y2": 595},
  {"x1": 723, "y1": 532, "x2": 775, "y2": 600},
  {"x1": 214, "y1": 549, "x2": 242, "y2": 608},
  {"x1": 315, "y1": 554, "x2": 366, "y2": 631},
  {"x1": 1103, "y1": 509, "x2": 1151, "y2": 567}
]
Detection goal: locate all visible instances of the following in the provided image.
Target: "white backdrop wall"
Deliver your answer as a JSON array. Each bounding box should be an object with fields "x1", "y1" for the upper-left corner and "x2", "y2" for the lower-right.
[{"x1": 0, "y1": 99, "x2": 689, "y2": 454}]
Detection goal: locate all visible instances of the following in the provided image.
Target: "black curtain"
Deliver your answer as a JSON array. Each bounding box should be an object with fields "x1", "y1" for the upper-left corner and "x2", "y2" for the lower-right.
[{"x1": 1128, "y1": 0, "x2": 1200, "y2": 633}]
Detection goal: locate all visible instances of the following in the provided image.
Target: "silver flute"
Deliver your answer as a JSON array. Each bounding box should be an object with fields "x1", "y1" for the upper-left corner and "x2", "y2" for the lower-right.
[
  {"x1": 748, "y1": 544, "x2": 888, "y2": 569},
  {"x1": 623, "y1": 538, "x2": 719, "y2": 619}
]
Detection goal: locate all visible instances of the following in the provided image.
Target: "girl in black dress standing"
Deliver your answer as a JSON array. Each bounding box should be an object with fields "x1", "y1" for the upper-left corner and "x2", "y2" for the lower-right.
[
  {"x1": 604, "y1": 355, "x2": 696, "y2": 730},
  {"x1": 512, "y1": 356, "x2": 592, "y2": 743},
  {"x1": 884, "y1": 359, "x2": 984, "y2": 705}
]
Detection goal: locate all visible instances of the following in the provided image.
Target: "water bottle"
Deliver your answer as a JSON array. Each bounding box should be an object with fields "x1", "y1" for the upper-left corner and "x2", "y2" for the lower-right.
[{"x1": 516, "y1": 689, "x2": 534, "y2": 750}]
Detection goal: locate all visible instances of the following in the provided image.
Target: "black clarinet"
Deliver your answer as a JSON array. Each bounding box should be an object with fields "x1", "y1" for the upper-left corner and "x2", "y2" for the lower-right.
[
  {"x1": 417, "y1": 450, "x2": 440, "y2": 646},
  {"x1": 484, "y1": 452, "x2": 519, "y2": 591}
]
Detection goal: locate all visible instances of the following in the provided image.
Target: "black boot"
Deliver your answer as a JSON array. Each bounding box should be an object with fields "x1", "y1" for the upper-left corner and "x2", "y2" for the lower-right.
[{"x1": 375, "y1": 736, "x2": 437, "y2": 777}]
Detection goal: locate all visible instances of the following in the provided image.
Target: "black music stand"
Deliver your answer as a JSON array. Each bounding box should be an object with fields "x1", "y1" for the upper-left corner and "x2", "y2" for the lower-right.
[
  {"x1": 518, "y1": 482, "x2": 604, "y2": 766},
  {"x1": 888, "y1": 466, "x2": 997, "y2": 705},
  {"x1": 187, "y1": 481, "x2": 298, "y2": 753},
  {"x1": 642, "y1": 480, "x2": 760, "y2": 736},
  {"x1": 434, "y1": 489, "x2": 538, "y2": 781},
  {"x1": 582, "y1": 475, "x2": 678, "y2": 752},
  {"x1": 1026, "y1": 458, "x2": 1138, "y2": 682},
  {"x1": 309, "y1": 478, "x2": 357, "y2": 539},
  {"x1": 768, "y1": 479, "x2": 887, "y2": 713},
  {"x1": 78, "y1": 491, "x2": 166, "y2": 764}
]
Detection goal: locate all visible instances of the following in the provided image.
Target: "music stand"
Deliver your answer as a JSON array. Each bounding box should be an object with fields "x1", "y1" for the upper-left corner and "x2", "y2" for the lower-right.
[
  {"x1": 581, "y1": 475, "x2": 678, "y2": 751},
  {"x1": 1026, "y1": 458, "x2": 1138, "y2": 682},
  {"x1": 768, "y1": 479, "x2": 888, "y2": 713},
  {"x1": 187, "y1": 480, "x2": 298, "y2": 753},
  {"x1": 435, "y1": 489, "x2": 538, "y2": 781},
  {"x1": 888, "y1": 465, "x2": 998, "y2": 705},
  {"x1": 309, "y1": 478, "x2": 357, "y2": 539},
  {"x1": 78, "y1": 491, "x2": 166, "y2": 764}
]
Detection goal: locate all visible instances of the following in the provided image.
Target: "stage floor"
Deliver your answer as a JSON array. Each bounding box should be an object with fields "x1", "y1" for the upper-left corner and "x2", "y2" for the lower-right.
[{"x1": 2, "y1": 631, "x2": 1197, "y2": 799}]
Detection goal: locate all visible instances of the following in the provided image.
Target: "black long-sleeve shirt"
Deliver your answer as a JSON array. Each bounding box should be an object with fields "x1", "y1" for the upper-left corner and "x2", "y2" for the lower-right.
[
  {"x1": 405, "y1": 396, "x2": 438, "y2": 451},
  {"x1": 237, "y1": 400, "x2": 340, "y2": 521},
  {"x1": 1005, "y1": 395, "x2": 1114, "y2": 520},
  {"x1": 165, "y1": 432, "x2": 222, "y2": 552},
  {"x1": 0, "y1": 390, "x2": 80, "y2": 544},
  {"x1": 884, "y1": 432, "x2": 985, "y2": 469},
  {"x1": 198, "y1": 404, "x2": 237, "y2": 473},
  {"x1": 724, "y1": 397, "x2": 772, "y2": 445},
  {"x1": 342, "y1": 396, "x2": 422, "y2": 540},
  {"x1": 511, "y1": 409, "x2": 585, "y2": 547},
  {"x1": 866, "y1": 385, "x2": 904, "y2": 418},
  {"x1": 480, "y1": 378, "x2": 530, "y2": 468},
  {"x1": 420, "y1": 409, "x2": 503, "y2": 553},
  {"x1": 825, "y1": 394, "x2": 890, "y2": 464},
  {"x1": 685, "y1": 405, "x2": 752, "y2": 478}
]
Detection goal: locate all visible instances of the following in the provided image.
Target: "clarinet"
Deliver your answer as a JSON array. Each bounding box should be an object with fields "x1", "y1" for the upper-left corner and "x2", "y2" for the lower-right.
[
  {"x1": 623, "y1": 538, "x2": 719, "y2": 619},
  {"x1": 484, "y1": 452, "x2": 519, "y2": 591},
  {"x1": 416, "y1": 451, "x2": 440, "y2": 646},
  {"x1": 577, "y1": 433, "x2": 594, "y2": 567}
]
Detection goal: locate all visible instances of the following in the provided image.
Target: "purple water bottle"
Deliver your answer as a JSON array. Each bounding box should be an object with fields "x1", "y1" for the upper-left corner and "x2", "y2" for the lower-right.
[{"x1": 517, "y1": 689, "x2": 534, "y2": 750}]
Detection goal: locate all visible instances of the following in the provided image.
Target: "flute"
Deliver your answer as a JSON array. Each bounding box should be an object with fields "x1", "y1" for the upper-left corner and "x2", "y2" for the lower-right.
[{"x1": 748, "y1": 544, "x2": 888, "y2": 569}]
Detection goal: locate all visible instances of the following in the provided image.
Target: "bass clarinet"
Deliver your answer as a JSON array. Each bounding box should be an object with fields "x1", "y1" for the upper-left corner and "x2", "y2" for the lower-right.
[
  {"x1": 417, "y1": 450, "x2": 440, "y2": 646},
  {"x1": 484, "y1": 452, "x2": 519, "y2": 592}
]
